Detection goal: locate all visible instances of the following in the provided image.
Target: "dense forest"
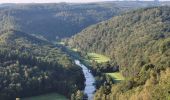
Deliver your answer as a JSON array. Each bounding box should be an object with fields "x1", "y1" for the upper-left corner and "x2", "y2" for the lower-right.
[
  {"x1": 0, "y1": 1, "x2": 160, "y2": 40},
  {"x1": 0, "y1": 2, "x2": 170, "y2": 100},
  {"x1": 0, "y1": 29, "x2": 85, "y2": 100},
  {"x1": 66, "y1": 6, "x2": 170, "y2": 100}
]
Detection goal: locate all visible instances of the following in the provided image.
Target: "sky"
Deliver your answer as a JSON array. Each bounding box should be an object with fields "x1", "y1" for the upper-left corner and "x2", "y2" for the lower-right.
[
  {"x1": 0, "y1": 0, "x2": 113, "y2": 3},
  {"x1": 0, "y1": 0, "x2": 168, "y2": 3}
]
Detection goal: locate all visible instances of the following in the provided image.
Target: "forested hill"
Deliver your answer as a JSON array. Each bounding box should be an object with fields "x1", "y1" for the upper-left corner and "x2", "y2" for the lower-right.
[
  {"x1": 0, "y1": 30, "x2": 84, "y2": 100},
  {"x1": 67, "y1": 6, "x2": 170, "y2": 99},
  {"x1": 0, "y1": 1, "x2": 160, "y2": 40},
  {"x1": 67, "y1": 6, "x2": 170, "y2": 75}
]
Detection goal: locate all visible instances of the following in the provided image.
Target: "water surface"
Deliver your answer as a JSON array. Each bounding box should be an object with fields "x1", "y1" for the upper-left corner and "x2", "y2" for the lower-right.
[{"x1": 75, "y1": 60, "x2": 96, "y2": 100}]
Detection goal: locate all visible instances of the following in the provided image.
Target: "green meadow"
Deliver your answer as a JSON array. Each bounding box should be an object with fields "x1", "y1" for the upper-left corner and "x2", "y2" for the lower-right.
[
  {"x1": 87, "y1": 53, "x2": 110, "y2": 63},
  {"x1": 22, "y1": 93, "x2": 68, "y2": 100},
  {"x1": 106, "y1": 72, "x2": 125, "y2": 82},
  {"x1": 71, "y1": 48, "x2": 78, "y2": 52},
  {"x1": 55, "y1": 41, "x2": 65, "y2": 45}
]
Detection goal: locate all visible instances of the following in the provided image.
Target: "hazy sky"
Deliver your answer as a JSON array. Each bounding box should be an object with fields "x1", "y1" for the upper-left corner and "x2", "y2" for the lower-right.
[
  {"x1": 0, "y1": 0, "x2": 113, "y2": 3},
  {"x1": 0, "y1": 0, "x2": 168, "y2": 3}
]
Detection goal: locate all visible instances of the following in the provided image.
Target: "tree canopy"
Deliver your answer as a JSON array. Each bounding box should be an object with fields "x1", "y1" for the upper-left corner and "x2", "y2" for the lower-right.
[
  {"x1": 0, "y1": 2, "x2": 159, "y2": 40},
  {"x1": 67, "y1": 6, "x2": 170, "y2": 100},
  {"x1": 0, "y1": 30, "x2": 85, "y2": 100}
]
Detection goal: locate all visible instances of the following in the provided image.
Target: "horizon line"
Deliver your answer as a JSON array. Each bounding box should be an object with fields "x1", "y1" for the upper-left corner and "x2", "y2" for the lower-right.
[{"x1": 0, "y1": 0, "x2": 169, "y2": 4}]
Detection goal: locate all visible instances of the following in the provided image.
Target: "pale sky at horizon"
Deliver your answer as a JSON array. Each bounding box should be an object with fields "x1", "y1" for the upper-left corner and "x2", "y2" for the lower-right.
[
  {"x1": 0, "y1": 0, "x2": 169, "y2": 4},
  {"x1": 0, "y1": 0, "x2": 112, "y2": 3}
]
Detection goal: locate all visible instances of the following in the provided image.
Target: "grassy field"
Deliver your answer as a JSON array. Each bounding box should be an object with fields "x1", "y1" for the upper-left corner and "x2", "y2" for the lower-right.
[
  {"x1": 106, "y1": 72, "x2": 125, "y2": 82},
  {"x1": 87, "y1": 53, "x2": 110, "y2": 63},
  {"x1": 22, "y1": 93, "x2": 68, "y2": 100},
  {"x1": 71, "y1": 48, "x2": 78, "y2": 52},
  {"x1": 56, "y1": 41, "x2": 65, "y2": 45}
]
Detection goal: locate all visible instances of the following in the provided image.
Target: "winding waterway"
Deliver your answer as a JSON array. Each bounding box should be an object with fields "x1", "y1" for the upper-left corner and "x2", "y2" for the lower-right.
[{"x1": 75, "y1": 60, "x2": 96, "y2": 100}]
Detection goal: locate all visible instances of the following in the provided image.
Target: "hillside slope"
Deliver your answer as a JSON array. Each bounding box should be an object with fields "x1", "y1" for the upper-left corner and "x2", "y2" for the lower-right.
[
  {"x1": 67, "y1": 6, "x2": 170, "y2": 99},
  {"x1": 68, "y1": 6, "x2": 170, "y2": 76},
  {"x1": 0, "y1": 2, "x2": 159, "y2": 40},
  {"x1": 0, "y1": 30, "x2": 84, "y2": 100}
]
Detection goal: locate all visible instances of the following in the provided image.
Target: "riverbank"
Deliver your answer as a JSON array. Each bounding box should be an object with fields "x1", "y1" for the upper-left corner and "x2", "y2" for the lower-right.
[{"x1": 55, "y1": 43, "x2": 124, "y2": 99}]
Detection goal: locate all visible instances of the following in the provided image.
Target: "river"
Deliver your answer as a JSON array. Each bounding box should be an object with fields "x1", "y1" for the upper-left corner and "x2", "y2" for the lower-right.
[{"x1": 75, "y1": 60, "x2": 96, "y2": 100}]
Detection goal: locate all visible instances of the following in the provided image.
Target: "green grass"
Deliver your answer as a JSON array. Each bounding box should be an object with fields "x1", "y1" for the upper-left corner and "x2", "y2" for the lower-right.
[
  {"x1": 106, "y1": 72, "x2": 125, "y2": 82},
  {"x1": 56, "y1": 41, "x2": 65, "y2": 45},
  {"x1": 71, "y1": 48, "x2": 78, "y2": 52},
  {"x1": 87, "y1": 53, "x2": 110, "y2": 63},
  {"x1": 22, "y1": 93, "x2": 68, "y2": 100}
]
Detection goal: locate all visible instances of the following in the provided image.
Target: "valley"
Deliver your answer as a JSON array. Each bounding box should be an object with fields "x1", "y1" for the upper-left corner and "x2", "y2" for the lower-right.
[
  {"x1": 54, "y1": 42, "x2": 125, "y2": 100},
  {"x1": 0, "y1": 1, "x2": 169, "y2": 100}
]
